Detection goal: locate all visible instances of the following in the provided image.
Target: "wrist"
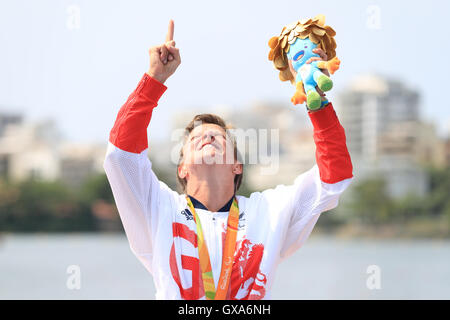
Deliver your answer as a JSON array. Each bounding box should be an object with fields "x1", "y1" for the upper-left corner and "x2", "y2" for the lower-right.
[
  {"x1": 140, "y1": 73, "x2": 168, "y2": 102},
  {"x1": 146, "y1": 71, "x2": 167, "y2": 84},
  {"x1": 308, "y1": 102, "x2": 338, "y2": 130}
]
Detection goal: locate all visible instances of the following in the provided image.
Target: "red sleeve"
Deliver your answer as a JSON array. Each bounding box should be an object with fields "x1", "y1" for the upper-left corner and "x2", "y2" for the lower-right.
[
  {"x1": 109, "y1": 73, "x2": 167, "y2": 153},
  {"x1": 308, "y1": 103, "x2": 353, "y2": 184}
]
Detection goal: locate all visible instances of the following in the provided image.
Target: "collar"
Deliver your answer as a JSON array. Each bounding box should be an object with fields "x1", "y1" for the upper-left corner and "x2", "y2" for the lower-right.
[{"x1": 187, "y1": 195, "x2": 234, "y2": 212}]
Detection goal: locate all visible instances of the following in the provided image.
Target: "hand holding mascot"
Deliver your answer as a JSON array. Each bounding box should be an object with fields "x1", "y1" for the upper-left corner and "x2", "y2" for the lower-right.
[{"x1": 268, "y1": 14, "x2": 340, "y2": 110}]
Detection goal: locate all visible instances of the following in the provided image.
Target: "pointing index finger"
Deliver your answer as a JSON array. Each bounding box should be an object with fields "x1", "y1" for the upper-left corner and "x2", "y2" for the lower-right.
[{"x1": 166, "y1": 20, "x2": 174, "y2": 42}]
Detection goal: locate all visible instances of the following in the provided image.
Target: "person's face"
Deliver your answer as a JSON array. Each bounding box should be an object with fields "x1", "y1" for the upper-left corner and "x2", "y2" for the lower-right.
[{"x1": 182, "y1": 123, "x2": 235, "y2": 167}]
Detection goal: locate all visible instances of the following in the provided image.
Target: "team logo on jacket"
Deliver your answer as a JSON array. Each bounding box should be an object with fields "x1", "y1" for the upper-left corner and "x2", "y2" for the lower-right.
[
  {"x1": 169, "y1": 220, "x2": 267, "y2": 300},
  {"x1": 180, "y1": 209, "x2": 193, "y2": 221},
  {"x1": 230, "y1": 238, "x2": 267, "y2": 300}
]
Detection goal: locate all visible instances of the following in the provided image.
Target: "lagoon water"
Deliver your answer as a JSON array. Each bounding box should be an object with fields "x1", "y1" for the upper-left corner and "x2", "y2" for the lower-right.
[{"x1": 1, "y1": 233, "x2": 449, "y2": 300}]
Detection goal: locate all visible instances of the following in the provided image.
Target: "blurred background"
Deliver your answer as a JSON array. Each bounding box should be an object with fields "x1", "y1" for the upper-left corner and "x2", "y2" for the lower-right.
[{"x1": 1, "y1": 0, "x2": 450, "y2": 299}]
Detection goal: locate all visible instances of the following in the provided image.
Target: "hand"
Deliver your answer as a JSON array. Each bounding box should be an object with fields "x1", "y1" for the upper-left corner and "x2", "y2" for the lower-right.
[
  {"x1": 147, "y1": 20, "x2": 181, "y2": 84},
  {"x1": 306, "y1": 48, "x2": 329, "y2": 76},
  {"x1": 306, "y1": 47, "x2": 329, "y2": 99}
]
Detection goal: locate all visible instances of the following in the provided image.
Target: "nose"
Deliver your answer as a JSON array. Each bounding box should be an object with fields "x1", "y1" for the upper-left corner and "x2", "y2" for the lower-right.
[{"x1": 201, "y1": 132, "x2": 215, "y2": 145}]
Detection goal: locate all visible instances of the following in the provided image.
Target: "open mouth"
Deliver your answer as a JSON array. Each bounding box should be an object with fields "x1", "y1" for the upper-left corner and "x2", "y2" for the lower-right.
[
  {"x1": 293, "y1": 50, "x2": 305, "y2": 61},
  {"x1": 201, "y1": 142, "x2": 214, "y2": 149}
]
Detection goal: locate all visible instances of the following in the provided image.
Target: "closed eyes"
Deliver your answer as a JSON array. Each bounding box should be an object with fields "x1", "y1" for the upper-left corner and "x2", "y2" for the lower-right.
[{"x1": 190, "y1": 133, "x2": 226, "y2": 143}]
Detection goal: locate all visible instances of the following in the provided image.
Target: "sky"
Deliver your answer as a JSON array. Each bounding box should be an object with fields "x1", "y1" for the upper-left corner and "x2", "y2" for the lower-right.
[{"x1": 1, "y1": 0, "x2": 449, "y2": 143}]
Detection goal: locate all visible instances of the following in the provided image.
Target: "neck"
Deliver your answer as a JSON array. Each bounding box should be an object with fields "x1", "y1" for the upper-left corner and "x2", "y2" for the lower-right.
[{"x1": 186, "y1": 167, "x2": 235, "y2": 212}]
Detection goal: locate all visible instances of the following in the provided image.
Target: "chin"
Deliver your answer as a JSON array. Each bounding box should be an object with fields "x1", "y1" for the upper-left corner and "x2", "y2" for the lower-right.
[{"x1": 201, "y1": 152, "x2": 228, "y2": 165}]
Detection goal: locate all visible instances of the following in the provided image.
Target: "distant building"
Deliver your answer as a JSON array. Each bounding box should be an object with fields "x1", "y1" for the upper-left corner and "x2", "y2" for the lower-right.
[
  {"x1": 377, "y1": 155, "x2": 429, "y2": 198},
  {"x1": 0, "y1": 112, "x2": 24, "y2": 179},
  {"x1": 442, "y1": 135, "x2": 450, "y2": 168},
  {"x1": 0, "y1": 113, "x2": 106, "y2": 187},
  {"x1": 59, "y1": 142, "x2": 107, "y2": 188},
  {"x1": 337, "y1": 74, "x2": 430, "y2": 198},
  {"x1": 0, "y1": 120, "x2": 61, "y2": 182},
  {"x1": 0, "y1": 112, "x2": 23, "y2": 137},
  {"x1": 337, "y1": 74, "x2": 420, "y2": 161}
]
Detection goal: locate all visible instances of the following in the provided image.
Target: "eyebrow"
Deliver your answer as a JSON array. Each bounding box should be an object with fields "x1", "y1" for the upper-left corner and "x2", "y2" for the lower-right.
[{"x1": 191, "y1": 127, "x2": 225, "y2": 136}]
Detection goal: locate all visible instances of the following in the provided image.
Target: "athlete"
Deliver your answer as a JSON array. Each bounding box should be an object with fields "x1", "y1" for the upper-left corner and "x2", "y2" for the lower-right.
[{"x1": 104, "y1": 20, "x2": 353, "y2": 300}]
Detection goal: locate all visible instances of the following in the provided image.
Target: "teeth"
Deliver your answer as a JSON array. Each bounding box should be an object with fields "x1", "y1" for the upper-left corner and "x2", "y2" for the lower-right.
[{"x1": 202, "y1": 143, "x2": 215, "y2": 149}]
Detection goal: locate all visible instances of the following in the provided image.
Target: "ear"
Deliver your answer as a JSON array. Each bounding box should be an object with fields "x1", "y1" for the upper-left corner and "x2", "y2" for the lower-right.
[
  {"x1": 232, "y1": 162, "x2": 243, "y2": 175},
  {"x1": 178, "y1": 164, "x2": 188, "y2": 179}
]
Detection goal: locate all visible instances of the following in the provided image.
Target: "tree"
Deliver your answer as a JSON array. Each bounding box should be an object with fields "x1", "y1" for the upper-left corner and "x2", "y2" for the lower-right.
[
  {"x1": 347, "y1": 178, "x2": 395, "y2": 225},
  {"x1": 0, "y1": 178, "x2": 97, "y2": 232}
]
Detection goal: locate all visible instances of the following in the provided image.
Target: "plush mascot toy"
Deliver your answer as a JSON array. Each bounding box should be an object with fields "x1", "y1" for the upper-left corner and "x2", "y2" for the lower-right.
[{"x1": 268, "y1": 14, "x2": 340, "y2": 110}]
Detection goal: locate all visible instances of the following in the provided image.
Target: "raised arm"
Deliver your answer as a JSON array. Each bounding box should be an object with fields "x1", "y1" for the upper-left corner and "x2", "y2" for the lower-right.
[
  {"x1": 308, "y1": 102, "x2": 353, "y2": 184},
  {"x1": 262, "y1": 47, "x2": 353, "y2": 258},
  {"x1": 110, "y1": 20, "x2": 180, "y2": 153},
  {"x1": 103, "y1": 20, "x2": 181, "y2": 273},
  {"x1": 273, "y1": 101, "x2": 353, "y2": 259},
  {"x1": 299, "y1": 47, "x2": 352, "y2": 183}
]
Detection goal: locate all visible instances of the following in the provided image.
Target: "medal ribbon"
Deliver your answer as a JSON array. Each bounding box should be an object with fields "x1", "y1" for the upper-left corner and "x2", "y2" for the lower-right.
[{"x1": 185, "y1": 196, "x2": 239, "y2": 300}]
